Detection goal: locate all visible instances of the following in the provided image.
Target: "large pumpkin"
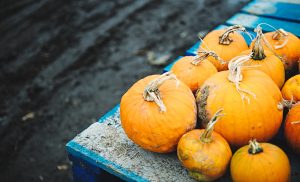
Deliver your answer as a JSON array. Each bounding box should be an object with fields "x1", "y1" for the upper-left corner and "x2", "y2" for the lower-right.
[
  {"x1": 199, "y1": 25, "x2": 248, "y2": 71},
  {"x1": 177, "y1": 110, "x2": 232, "y2": 181},
  {"x1": 120, "y1": 72, "x2": 197, "y2": 153},
  {"x1": 284, "y1": 103, "x2": 300, "y2": 155},
  {"x1": 196, "y1": 57, "x2": 283, "y2": 147},
  {"x1": 258, "y1": 28, "x2": 300, "y2": 71},
  {"x1": 281, "y1": 74, "x2": 300, "y2": 102},
  {"x1": 230, "y1": 140, "x2": 290, "y2": 182},
  {"x1": 241, "y1": 27, "x2": 285, "y2": 88},
  {"x1": 171, "y1": 52, "x2": 218, "y2": 92}
]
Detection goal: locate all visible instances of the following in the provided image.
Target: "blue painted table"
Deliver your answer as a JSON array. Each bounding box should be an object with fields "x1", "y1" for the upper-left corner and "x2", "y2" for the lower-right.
[{"x1": 66, "y1": 0, "x2": 300, "y2": 181}]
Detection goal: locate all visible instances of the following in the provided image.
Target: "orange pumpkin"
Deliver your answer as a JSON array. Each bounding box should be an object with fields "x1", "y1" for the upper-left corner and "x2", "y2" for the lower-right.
[
  {"x1": 196, "y1": 57, "x2": 283, "y2": 147},
  {"x1": 284, "y1": 103, "x2": 300, "y2": 155},
  {"x1": 120, "y1": 72, "x2": 197, "y2": 153},
  {"x1": 281, "y1": 74, "x2": 300, "y2": 102},
  {"x1": 258, "y1": 28, "x2": 300, "y2": 71},
  {"x1": 171, "y1": 52, "x2": 218, "y2": 92},
  {"x1": 199, "y1": 25, "x2": 248, "y2": 71},
  {"x1": 230, "y1": 140, "x2": 290, "y2": 182},
  {"x1": 177, "y1": 110, "x2": 232, "y2": 181},
  {"x1": 241, "y1": 27, "x2": 285, "y2": 88}
]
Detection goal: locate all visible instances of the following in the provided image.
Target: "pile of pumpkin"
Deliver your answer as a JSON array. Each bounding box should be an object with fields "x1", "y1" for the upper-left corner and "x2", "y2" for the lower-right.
[{"x1": 120, "y1": 24, "x2": 300, "y2": 181}]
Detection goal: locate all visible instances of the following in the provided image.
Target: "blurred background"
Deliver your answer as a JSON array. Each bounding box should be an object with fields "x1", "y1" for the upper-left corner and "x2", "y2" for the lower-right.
[{"x1": 0, "y1": 0, "x2": 249, "y2": 181}]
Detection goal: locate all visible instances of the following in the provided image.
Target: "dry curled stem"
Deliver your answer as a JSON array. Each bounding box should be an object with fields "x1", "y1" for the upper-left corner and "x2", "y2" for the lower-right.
[
  {"x1": 272, "y1": 28, "x2": 288, "y2": 49},
  {"x1": 252, "y1": 26, "x2": 267, "y2": 60},
  {"x1": 143, "y1": 72, "x2": 178, "y2": 112},
  {"x1": 200, "y1": 109, "x2": 224, "y2": 143},
  {"x1": 192, "y1": 50, "x2": 225, "y2": 65},
  {"x1": 219, "y1": 25, "x2": 246, "y2": 45},
  {"x1": 277, "y1": 99, "x2": 296, "y2": 110},
  {"x1": 228, "y1": 54, "x2": 257, "y2": 103},
  {"x1": 248, "y1": 139, "x2": 263, "y2": 154}
]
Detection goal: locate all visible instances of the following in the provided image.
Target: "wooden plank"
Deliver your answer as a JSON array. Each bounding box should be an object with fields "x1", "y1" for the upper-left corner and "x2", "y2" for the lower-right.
[
  {"x1": 66, "y1": 141, "x2": 148, "y2": 182},
  {"x1": 67, "y1": 109, "x2": 201, "y2": 182},
  {"x1": 257, "y1": 0, "x2": 300, "y2": 4},
  {"x1": 226, "y1": 13, "x2": 300, "y2": 37},
  {"x1": 67, "y1": 106, "x2": 300, "y2": 181},
  {"x1": 185, "y1": 24, "x2": 255, "y2": 56},
  {"x1": 242, "y1": 1, "x2": 300, "y2": 22}
]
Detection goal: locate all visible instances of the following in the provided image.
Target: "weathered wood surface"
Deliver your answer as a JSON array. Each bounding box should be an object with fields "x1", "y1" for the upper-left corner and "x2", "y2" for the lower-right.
[
  {"x1": 68, "y1": 106, "x2": 300, "y2": 182},
  {"x1": 242, "y1": 1, "x2": 300, "y2": 22}
]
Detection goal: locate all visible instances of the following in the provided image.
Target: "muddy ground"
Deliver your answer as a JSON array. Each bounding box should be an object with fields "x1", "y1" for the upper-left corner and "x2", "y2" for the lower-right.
[{"x1": 0, "y1": 0, "x2": 249, "y2": 181}]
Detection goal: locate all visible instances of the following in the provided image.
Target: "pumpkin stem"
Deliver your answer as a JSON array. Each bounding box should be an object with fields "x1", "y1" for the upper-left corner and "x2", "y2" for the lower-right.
[
  {"x1": 143, "y1": 72, "x2": 178, "y2": 112},
  {"x1": 272, "y1": 28, "x2": 288, "y2": 49},
  {"x1": 200, "y1": 109, "x2": 224, "y2": 143},
  {"x1": 227, "y1": 54, "x2": 256, "y2": 103},
  {"x1": 251, "y1": 26, "x2": 266, "y2": 60},
  {"x1": 277, "y1": 99, "x2": 295, "y2": 110},
  {"x1": 219, "y1": 25, "x2": 246, "y2": 45},
  {"x1": 248, "y1": 139, "x2": 263, "y2": 154},
  {"x1": 192, "y1": 50, "x2": 225, "y2": 65}
]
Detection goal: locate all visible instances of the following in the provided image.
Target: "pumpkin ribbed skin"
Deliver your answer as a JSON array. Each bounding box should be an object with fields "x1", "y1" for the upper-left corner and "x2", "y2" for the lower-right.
[
  {"x1": 200, "y1": 30, "x2": 248, "y2": 71},
  {"x1": 177, "y1": 129, "x2": 232, "y2": 181},
  {"x1": 120, "y1": 75, "x2": 197, "y2": 153},
  {"x1": 261, "y1": 31, "x2": 300, "y2": 71},
  {"x1": 171, "y1": 56, "x2": 217, "y2": 92},
  {"x1": 281, "y1": 74, "x2": 300, "y2": 102},
  {"x1": 284, "y1": 103, "x2": 300, "y2": 155},
  {"x1": 230, "y1": 143, "x2": 290, "y2": 182},
  {"x1": 196, "y1": 70, "x2": 283, "y2": 147},
  {"x1": 240, "y1": 49, "x2": 285, "y2": 88}
]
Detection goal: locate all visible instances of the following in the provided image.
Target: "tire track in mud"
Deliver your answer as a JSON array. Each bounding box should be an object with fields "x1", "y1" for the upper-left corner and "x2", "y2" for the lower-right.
[
  {"x1": 0, "y1": 0, "x2": 152, "y2": 171},
  {"x1": 0, "y1": 0, "x2": 249, "y2": 181}
]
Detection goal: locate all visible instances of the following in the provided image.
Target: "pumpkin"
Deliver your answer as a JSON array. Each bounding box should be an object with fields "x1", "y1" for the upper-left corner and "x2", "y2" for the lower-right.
[
  {"x1": 199, "y1": 25, "x2": 248, "y2": 71},
  {"x1": 196, "y1": 56, "x2": 283, "y2": 147},
  {"x1": 258, "y1": 28, "x2": 300, "y2": 71},
  {"x1": 284, "y1": 103, "x2": 300, "y2": 155},
  {"x1": 177, "y1": 110, "x2": 232, "y2": 181},
  {"x1": 230, "y1": 139, "x2": 290, "y2": 182},
  {"x1": 120, "y1": 72, "x2": 197, "y2": 153},
  {"x1": 171, "y1": 52, "x2": 218, "y2": 92},
  {"x1": 281, "y1": 74, "x2": 300, "y2": 102},
  {"x1": 241, "y1": 27, "x2": 285, "y2": 88}
]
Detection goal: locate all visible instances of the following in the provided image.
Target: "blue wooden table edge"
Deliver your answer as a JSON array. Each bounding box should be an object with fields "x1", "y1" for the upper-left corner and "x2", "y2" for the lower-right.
[
  {"x1": 241, "y1": 0, "x2": 300, "y2": 23},
  {"x1": 66, "y1": 138, "x2": 148, "y2": 182}
]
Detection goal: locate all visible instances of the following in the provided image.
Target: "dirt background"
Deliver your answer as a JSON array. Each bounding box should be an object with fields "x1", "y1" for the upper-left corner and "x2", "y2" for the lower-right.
[{"x1": 0, "y1": 0, "x2": 249, "y2": 181}]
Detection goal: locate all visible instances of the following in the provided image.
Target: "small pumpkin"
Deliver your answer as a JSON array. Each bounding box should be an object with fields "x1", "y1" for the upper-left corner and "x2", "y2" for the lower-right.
[
  {"x1": 196, "y1": 56, "x2": 283, "y2": 147},
  {"x1": 177, "y1": 110, "x2": 232, "y2": 181},
  {"x1": 171, "y1": 52, "x2": 218, "y2": 92},
  {"x1": 281, "y1": 74, "x2": 300, "y2": 102},
  {"x1": 120, "y1": 72, "x2": 197, "y2": 153},
  {"x1": 199, "y1": 25, "x2": 248, "y2": 71},
  {"x1": 284, "y1": 103, "x2": 300, "y2": 155},
  {"x1": 230, "y1": 139, "x2": 290, "y2": 182},
  {"x1": 241, "y1": 27, "x2": 285, "y2": 88},
  {"x1": 259, "y1": 28, "x2": 300, "y2": 71}
]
